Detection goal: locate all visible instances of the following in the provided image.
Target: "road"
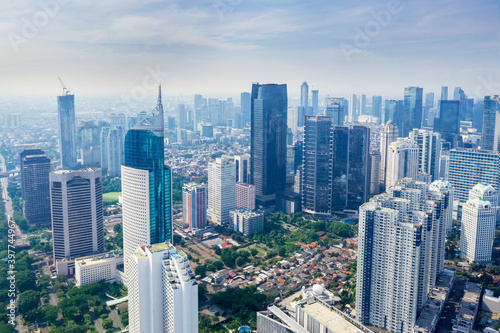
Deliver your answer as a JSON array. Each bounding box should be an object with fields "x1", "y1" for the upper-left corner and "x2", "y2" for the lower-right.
[{"x1": 435, "y1": 278, "x2": 465, "y2": 333}]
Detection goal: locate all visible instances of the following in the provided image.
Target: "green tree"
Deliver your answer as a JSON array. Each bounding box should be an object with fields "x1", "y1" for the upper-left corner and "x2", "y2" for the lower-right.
[
  {"x1": 18, "y1": 290, "x2": 40, "y2": 314},
  {"x1": 17, "y1": 270, "x2": 37, "y2": 293}
]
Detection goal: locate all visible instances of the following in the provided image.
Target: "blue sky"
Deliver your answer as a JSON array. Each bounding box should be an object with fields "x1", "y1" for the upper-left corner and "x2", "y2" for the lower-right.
[{"x1": 0, "y1": 0, "x2": 498, "y2": 99}]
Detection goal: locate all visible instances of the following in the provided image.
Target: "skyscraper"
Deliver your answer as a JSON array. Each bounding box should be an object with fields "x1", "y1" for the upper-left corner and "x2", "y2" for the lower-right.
[
  {"x1": 128, "y1": 243, "x2": 198, "y2": 333},
  {"x1": 236, "y1": 182, "x2": 255, "y2": 210},
  {"x1": 100, "y1": 127, "x2": 110, "y2": 173},
  {"x1": 177, "y1": 104, "x2": 186, "y2": 129},
  {"x1": 57, "y1": 92, "x2": 77, "y2": 169},
  {"x1": 20, "y1": 148, "x2": 51, "y2": 226},
  {"x1": 403, "y1": 87, "x2": 423, "y2": 137},
  {"x1": 360, "y1": 94, "x2": 367, "y2": 114},
  {"x1": 448, "y1": 148, "x2": 500, "y2": 201},
  {"x1": 384, "y1": 100, "x2": 403, "y2": 134},
  {"x1": 208, "y1": 157, "x2": 236, "y2": 225},
  {"x1": 380, "y1": 124, "x2": 399, "y2": 186},
  {"x1": 371, "y1": 95, "x2": 382, "y2": 121},
  {"x1": 107, "y1": 126, "x2": 124, "y2": 176},
  {"x1": 349, "y1": 94, "x2": 358, "y2": 122},
  {"x1": 300, "y1": 82, "x2": 308, "y2": 108},
  {"x1": 301, "y1": 116, "x2": 370, "y2": 216},
  {"x1": 436, "y1": 100, "x2": 460, "y2": 147},
  {"x1": 250, "y1": 83, "x2": 287, "y2": 207},
  {"x1": 357, "y1": 178, "x2": 453, "y2": 333},
  {"x1": 122, "y1": 86, "x2": 172, "y2": 277},
  {"x1": 408, "y1": 129, "x2": 442, "y2": 181},
  {"x1": 460, "y1": 184, "x2": 498, "y2": 263},
  {"x1": 311, "y1": 90, "x2": 319, "y2": 115},
  {"x1": 182, "y1": 183, "x2": 207, "y2": 230},
  {"x1": 241, "y1": 92, "x2": 251, "y2": 124},
  {"x1": 385, "y1": 139, "x2": 418, "y2": 188},
  {"x1": 441, "y1": 86, "x2": 448, "y2": 101},
  {"x1": 369, "y1": 151, "x2": 381, "y2": 195},
  {"x1": 481, "y1": 95, "x2": 500, "y2": 151},
  {"x1": 453, "y1": 87, "x2": 467, "y2": 121},
  {"x1": 50, "y1": 168, "x2": 104, "y2": 262},
  {"x1": 324, "y1": 98, "x2": 344, "y2": 125},
  {"x1": 234, "y1": 154, "x2": 250, "y2": 183},
  {"x1": 424, "y1": 92, "x2": 434, "y2": 125}
]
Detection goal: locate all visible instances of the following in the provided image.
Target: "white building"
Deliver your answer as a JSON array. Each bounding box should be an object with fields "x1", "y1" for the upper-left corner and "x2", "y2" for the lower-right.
[
  {"x1": 460, "y1": 185, "x2": 498, "y2": 263},
  {"x1": 380, "y1": 123, "x2": 398, "y2": 185},
  {"x1": 357, "y1": 178, "x2": 453, "y2": 333},
  {"x1": 236, "y1": 182, "x2": 255, "y2": 210},
  {"x1": 385, "y1": 138, "x2": 418, "y2": 188},
  {"x1": 50, "y1": 168, "x2": 104, "y2": 267},
  {"x1": 182, "y1": 183, "x2": 207, "y2": 230},
  {"x1": 75, "y1": 252, "x2": 124, "y2": 286},
  {"x1": 234, "y1": 154, "x2": 250, "y2": 183},
  {"x1": 230, "y1": 209, "x2": 264, "y2": 236},
  {"x1": 409, "y1": 129, "x2": 442, "y2": 181},
  {"x1": 128, "y1": 243, "x2": 198, "y2": 333},
  {"x1": 208, "y1": 157, "x2": 236, "y2": 225}
]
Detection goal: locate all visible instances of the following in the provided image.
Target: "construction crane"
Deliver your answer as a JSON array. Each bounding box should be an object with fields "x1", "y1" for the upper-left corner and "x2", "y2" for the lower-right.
[{"x1": 58, "y1": 77, "x2": 70, "y2": 95}]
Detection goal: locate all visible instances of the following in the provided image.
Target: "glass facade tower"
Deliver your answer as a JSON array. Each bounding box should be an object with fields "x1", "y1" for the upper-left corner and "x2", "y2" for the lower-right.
[
  {"x1": 403, "y1": 87, "x2": 423, "y2": 137},
  {"x1": 57, "y1": 94, "x2": 77, "y2": 169}
]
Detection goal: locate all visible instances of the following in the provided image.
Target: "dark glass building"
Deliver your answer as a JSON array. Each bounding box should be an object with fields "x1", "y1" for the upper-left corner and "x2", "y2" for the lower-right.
[
  {"x1": 250, "y1": 83, "x2": 287, "y2": 208},
  {"x1": 57, "y1": 93, "x2": 77, "y2": 169},
  {"x1": 384, "y1": 100, "x2": 404, "y2": 136},
  {"x1": 436, "y1": 100, "x2": 460, "y2": 147},
  {"x1": 122, "y1": 86, "x2": 173, "y2": 271},
  {"x1": 20, "y1": 148, "x2": 51, "y2": 226},
  {"x1": 325, "y1": 98, "x2": 345, "y2": 125},
  {"x1": 301, "y1": 116, "x2": 370, "y2": 217},
  {"x1": 403, "y1": 87, "x2": 423, "y2": 137}
]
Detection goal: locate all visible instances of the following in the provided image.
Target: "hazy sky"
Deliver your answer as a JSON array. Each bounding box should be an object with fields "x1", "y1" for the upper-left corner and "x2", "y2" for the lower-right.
[{"x1": 1, "y1": 0, "x2": 499, "y2": 99}]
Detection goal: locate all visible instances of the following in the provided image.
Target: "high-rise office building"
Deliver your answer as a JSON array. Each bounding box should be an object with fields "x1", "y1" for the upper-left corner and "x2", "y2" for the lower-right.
[
  {"x1": 241, "y1": 92, "x2": 251, "y2": 124},
  {"x1": 372, "y1": 96, "x2": 382, "y2": 121},
  {"x1": 236, "y1": 182, "x2": 255, "y2": 210},
  {"x1": 424, "y1": 92, "x2": 434, "y2": 125},
  {"x1": 100, "y1": 127, "x2": 110, "y2": 173},
  {"x1": 385, "y1": 139, "x2": 419, "y2": 188},
  {"x1": 357, "y1": 178, "x2": 453, "y2": 333},
  {"x1": 302, "y1": 116, "x2": 370, "y2": 216},
  {"x1": 57, "y1": 92, "x2": 77, "y2": 169},
  {"x1": 449, "y1": 148, "x2": 500, "y2": 201},
  {"x1": 182, "y1": 183, "x2": 207, "y2": 230},
  {"x1": 380, "y1": 124, "x2": 399, "y2": 186},
  {"x1": 408, "y1": 129, "x2": 442, "y2": 181},
  {"x1": 481, "y1": 95, "x2": 500, "y2": 151},
  {"x1": 122, "y1": 86, "x2": 173, "y2": 278},
  {"x1": 300, "y1": 82, "x2": 309, "y2": 108},
  {"x1": 369, "y1": 151, "x2": 381, "y2": 195},
  {"x1": 20, "y1": 148, "x2": 51, "y2": 226},
  {"x1": 177, "y1": 104, "x2": 186, "y2": 129},
  {"x1": 250, "y1": 83, "x2": 287, "y2": 207},
  {"x1": 311, "y1": 90, "x2": 319, "y2": 115},
  {"x1": 50, "y1": 168, "x2": 104, "y2": 261},
  {"x1": 234, "y1": 154, "x2": 250, "y2": 183},
  {"x1": 360, "y1": 94, "x2": 367, "y2": 114},
  {"x1": 403, "y1": 87, "x2": 423, "y2": 137},
  {"x1": 441, "y1": 86, "x2": 448, "y2": 101},
  {"x1": 436, "y1": 100, "x2": 460, "y2": 147},
  {"x1": 208, "y1": 157, "x2": 236, "y2": 225},
  {"x1": 325, "y1": 98, "x2": 344, "y2": 125},
  {"x1": 473, "y1": 100, "x2": 484, "y2": 131},
  {"x1": 128, "y1": 243, "x2": 198, "y2": 333},
  {"x1": 384, "y1": 100, "x2": 403, "y2": 134},
  {"x1": 2, "y1": 113, "x2": 21, "y2": 128},
  {"x1": 349, "y1": 94, "x2": 358, "y2": 122},
  {"x1": 101, "y1": 126, "x2": 124, "y2": 176},
  {"x1": 453, "y1": 87, "x2": 467, "y2": 121},
  {"x1": 460, "y1": 184, "x2": 497, "y2": 263},
  {"x1": 194, "y1": 94, "x2": 203, "y2": 109}
]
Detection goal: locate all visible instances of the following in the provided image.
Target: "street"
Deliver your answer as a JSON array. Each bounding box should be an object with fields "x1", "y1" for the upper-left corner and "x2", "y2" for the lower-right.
[{"x1": 435, "y1": 278, "x2": 465, "y2": 333}]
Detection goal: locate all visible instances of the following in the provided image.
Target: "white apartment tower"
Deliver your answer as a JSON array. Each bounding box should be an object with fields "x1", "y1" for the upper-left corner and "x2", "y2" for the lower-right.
[
  {"x1": 357, "y1": 178, "x2": 453, "y2": 333},
  {"x1": 208, "y1": 157, "x2": 236, "y2": 225},
  {"x1": 385, "y1": 138, "x2": 419, "y2": 188},
  {"x1": 128, "y1": 243, "x2": 198, "y2": 333},
  {"x1": 409, "y1": 129, "x2": 442, "y2": 181},
  {"x1": 460, "y1": 184, "x2": 498, "y2": 263},
  {"x1": 50, "y1": 168, "x2": 104, "y2": 260},
  {"x1": 380, "y1": 124, "x2": 398, "y2": 185},
  {"x1": 236, "y1": 182, "x2": 255, "y2": 210}
]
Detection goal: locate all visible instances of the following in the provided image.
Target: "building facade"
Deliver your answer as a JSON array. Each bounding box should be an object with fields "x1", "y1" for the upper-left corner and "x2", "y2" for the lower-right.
[
  {"x1": 481, "y1": 95, "x2": 500, "y2": 151},
  {"x1": 128, "y1": 243, "x2": 198, "y2": 333},
  {"x1": 208, "y1": 157, "x2": 236, "y2": 225},
  {"x1": 20, "y1": 148, "x2": 52, "y2": 226},
  {"x1": 236, "y1": 182, "x2": 255, "y2": 210},
  {"x1": 234, "y1": 154, "x2": 250, "y2": 183},
  {"x1": 182, "y1": 183, "x2": 207, "y2": 230},
  {"x1": 380, "y1": 124, "x2": 399, "y2": 186},
  {"x1": 57, "y1": 93, "x2": 77, "y2": 169},
  {"x1": 402, "y1": 87, "x2": 423, "y2": 137},
  {"x1": 230, "y1": 209, "x2": 264, "y2": 236},
  {"x1": 385, "y1": 139, "x2": 419, "y2": 189},
  {"x1": 122, "y1": 86, "x2": 173, "y2": 279},
  {"x1": 50, "y1": 168, "x2": 104, "y2": 261}
]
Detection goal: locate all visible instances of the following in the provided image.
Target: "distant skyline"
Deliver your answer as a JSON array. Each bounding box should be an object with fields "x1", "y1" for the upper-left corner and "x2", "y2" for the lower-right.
[{"x1": 1, "y1": 0, "x2": 498, "y2": 98}]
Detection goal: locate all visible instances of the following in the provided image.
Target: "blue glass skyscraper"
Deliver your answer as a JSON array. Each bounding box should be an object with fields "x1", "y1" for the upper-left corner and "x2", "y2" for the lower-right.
[
  {"x1": 57, "y1": 93, "x2": 77, "y2": 169},
  {"x1": 403, "y1": 87, "x2": 423, "y2": 137},
  {"x1": 122, "y1": 86, "x2": 172, "y2": 276}
]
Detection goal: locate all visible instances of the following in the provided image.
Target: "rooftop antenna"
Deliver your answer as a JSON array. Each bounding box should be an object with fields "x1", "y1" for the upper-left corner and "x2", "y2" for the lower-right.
[{"x1": 58, "y1": 77, "x2": 70, "y2": 95}]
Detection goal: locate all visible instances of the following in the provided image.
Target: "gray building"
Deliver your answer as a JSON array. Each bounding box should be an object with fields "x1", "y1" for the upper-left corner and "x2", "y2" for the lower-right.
[{"x1": 481, "y1": 95, "x2": 500, "y2": 151}]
